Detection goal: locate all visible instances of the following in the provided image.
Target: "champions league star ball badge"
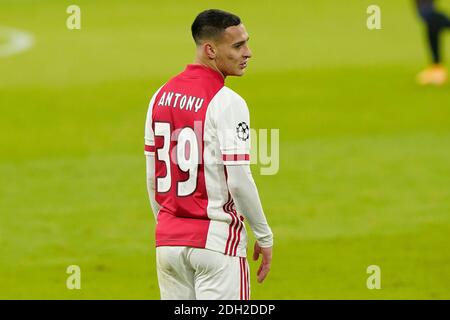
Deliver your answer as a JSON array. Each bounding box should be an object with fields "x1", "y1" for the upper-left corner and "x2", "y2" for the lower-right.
[{"x1": 236, "y1": 122, "x2": 250, "y2": 141}]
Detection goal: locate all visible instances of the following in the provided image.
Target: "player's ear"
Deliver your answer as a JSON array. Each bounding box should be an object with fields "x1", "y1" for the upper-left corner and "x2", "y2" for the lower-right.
[{"x1": 204, "y1": 43, "x2": 217, "y2": 59}]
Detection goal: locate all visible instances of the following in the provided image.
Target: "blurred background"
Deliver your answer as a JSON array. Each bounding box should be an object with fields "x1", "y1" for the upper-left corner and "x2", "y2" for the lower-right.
[{"x1": 0, "y1": 0, "x2": 449, "y2": 299}]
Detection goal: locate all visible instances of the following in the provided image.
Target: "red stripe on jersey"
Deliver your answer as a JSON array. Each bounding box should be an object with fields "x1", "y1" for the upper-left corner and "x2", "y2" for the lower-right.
[
  {"x1": 223, "y1": 196, "x2": 236, "y2": 255},
  {"x1": 223, "y1": 170, "x2": 231, "y2": 255},
  {"x1": 225, "y1": 222, "x2": 234, "y2": 255},
  {"x1": 228, "y1": 199, "x2": 242, "y2": 257},
  {"x1": 240, "y1": 257, "x2": 244, "y2": 300},
  {"x1": 227, "y1": 199, "x2": 242, "y2": 256},
  {"x1": 246, "y1": 259, "x2": 250, "y2": 300},
  {"x1": 243, "y1": 258, "x2": 248, "y2": 300},
  {"x1": 233, "y1": 215, "x2": 243, "y2": 256},
  {"x1": 223, "y1": 154, "x2": 250, "y2": 162},
  {"x1": 144, "y1": 144, "x2": 155, "y2": 152},
  {"x1": 228, "y1": 207, "x2": 238, "y2": 256}
]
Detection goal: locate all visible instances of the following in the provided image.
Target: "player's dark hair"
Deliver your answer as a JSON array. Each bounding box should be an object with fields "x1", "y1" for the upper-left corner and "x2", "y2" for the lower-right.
[{"x1": 191, "y1": 9, "x2": 241, "y2": 45}]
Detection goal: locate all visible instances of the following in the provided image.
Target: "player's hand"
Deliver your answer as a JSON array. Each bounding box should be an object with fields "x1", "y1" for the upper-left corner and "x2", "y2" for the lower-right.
[{"x1": 252, "y1": 241, "x2": 272, "y2": 283}]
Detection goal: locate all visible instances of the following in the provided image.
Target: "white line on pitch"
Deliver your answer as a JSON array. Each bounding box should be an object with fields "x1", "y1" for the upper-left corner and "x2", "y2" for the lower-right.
[{"x1": 0, "y1": 26, "x2": 34, "y2": 58}]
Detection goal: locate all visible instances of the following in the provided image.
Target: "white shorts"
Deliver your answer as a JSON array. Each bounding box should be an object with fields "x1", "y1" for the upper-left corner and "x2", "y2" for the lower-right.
[{"x1": 156, "y1": 246, "x2": 250, "y2": 300}]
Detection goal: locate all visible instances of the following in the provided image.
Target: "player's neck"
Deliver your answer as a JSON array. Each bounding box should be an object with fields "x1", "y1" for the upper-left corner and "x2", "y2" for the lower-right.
[{"x1": 192, "y1": 58, "x2": 226, "y2": 79}]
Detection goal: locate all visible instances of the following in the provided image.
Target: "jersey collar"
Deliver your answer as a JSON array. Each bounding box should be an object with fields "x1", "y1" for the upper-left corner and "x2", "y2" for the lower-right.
[{"x1": 184, "y1": 64, "x2": 225, "y2": 85}]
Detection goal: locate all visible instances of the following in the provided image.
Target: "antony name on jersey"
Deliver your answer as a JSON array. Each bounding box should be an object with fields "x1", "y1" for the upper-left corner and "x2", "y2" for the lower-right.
[{"x1": 157, "y1": 91, "x2": 205, "y2": 113}]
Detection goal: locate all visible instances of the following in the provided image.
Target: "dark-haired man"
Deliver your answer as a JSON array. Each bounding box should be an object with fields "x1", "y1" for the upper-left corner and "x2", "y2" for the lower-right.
[
  {"x1": 144, "y1": 9, "x2": 273, "y2": 300},
  {"x1": 415, "y1": 0, "x2": 450, "y2": 85}
]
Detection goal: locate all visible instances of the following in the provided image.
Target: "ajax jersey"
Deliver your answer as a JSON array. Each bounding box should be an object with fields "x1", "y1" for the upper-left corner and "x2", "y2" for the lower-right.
[{"x1": 145, "y1": 64, "x2": 251, "y2": 257}]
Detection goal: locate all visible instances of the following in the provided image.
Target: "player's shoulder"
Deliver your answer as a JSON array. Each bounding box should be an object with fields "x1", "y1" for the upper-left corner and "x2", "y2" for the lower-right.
[
  {"x1": 148, "y1": 83, "x2": 166, "y2": 106},
  {"x1": 152, "y1": 83, "x2": 166, "y2": 97},
  {"x1": 212, "y1": 86, "x2": 248, "y2": 109}
]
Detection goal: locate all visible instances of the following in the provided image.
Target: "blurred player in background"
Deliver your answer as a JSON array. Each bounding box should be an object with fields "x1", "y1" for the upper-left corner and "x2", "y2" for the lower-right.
[
  {"x1": 415, "y1": 0, "x2": 450, "y2": 85},
  {"x1": 144, "y1": 9, "x2": 273, "y2": 300}
]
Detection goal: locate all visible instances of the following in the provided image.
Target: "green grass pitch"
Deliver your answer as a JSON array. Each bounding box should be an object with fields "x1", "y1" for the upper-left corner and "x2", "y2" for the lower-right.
[{"x1": 1, "y1": 0, "x2": 449, "y2": 299}]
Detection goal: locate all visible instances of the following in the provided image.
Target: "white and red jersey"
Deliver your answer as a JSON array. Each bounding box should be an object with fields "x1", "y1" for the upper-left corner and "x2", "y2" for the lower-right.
[{"x1": 144, "y1": 64, "x2": 251, "y2": 258}]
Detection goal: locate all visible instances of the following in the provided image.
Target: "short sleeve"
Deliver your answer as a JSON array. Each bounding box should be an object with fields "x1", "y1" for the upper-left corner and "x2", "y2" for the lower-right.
[{"x1": 215, "y1": 88, "x2": 251, "y2": 165}]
